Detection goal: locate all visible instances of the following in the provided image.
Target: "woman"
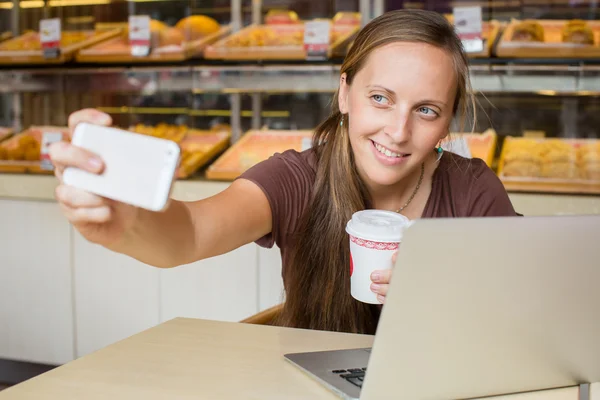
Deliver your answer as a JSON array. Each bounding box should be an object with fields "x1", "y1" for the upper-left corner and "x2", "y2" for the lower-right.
[{"x1": 49, "y1": 9, "x2": 518, "y2": 335}]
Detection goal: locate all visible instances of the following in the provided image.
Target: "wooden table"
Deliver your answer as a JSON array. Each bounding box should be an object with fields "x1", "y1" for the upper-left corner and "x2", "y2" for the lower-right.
[{"x1": 0, "y1": 318, "x2": 594, "y2": 399}]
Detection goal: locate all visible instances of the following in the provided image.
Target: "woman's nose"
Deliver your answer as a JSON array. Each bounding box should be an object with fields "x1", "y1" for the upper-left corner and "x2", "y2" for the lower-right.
[{"x1": 382, "y1": 113, "x2": 411, "y2": 143}]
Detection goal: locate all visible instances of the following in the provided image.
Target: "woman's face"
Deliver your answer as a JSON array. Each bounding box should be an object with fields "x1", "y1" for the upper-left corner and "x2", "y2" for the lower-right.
[{"x1": 338, "y1": 41, "x2": 458, "y2": 188}]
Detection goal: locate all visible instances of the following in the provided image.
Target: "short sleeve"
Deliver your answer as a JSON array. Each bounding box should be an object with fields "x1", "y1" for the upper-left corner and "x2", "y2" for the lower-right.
[
  {"x1": 467, "y1": 158, "x2": 520, "y2": 217},
  {"x1": 236, "y1": 149, "x2": 316, "y2": 249}
]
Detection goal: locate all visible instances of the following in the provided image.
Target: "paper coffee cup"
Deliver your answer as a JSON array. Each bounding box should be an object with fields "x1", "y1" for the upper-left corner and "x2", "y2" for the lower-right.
[{"x1": 345, "y1": 210, "x2": 412, "y2": 304}]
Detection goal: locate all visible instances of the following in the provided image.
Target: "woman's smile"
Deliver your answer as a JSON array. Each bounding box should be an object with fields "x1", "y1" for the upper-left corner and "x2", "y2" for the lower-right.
[{"x1": 369, "y1": 139, "x2": 411, "y2": 166}]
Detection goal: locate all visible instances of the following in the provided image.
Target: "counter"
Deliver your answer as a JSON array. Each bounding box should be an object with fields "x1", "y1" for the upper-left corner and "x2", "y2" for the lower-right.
[
  {"x1": 0, "y1": 173, "x2": 598, "y2": 369},
  {"x1": 1, "y1": 173, "x2": 599, "y2": 215},
  {"x1": 1, "y1": 318, "x2": 598, "y2": 400}
]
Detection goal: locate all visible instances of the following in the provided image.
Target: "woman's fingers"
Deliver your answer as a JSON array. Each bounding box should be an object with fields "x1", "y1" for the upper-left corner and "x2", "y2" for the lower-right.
[
  {"x1": 370, "y1": 282, "x2": 389, "y2": 296},
  {"x1": 371, "y1": 268, "x2": 393, "y2": 304},
  {"x1": 371, "y1": 268, "x2": 392, "y2": 284},
  {"x1": 55, "y1": 184, "x2": 106, "y2": 209},
  {"x1": 49, "y1": 141, "x2": 104, "y2": 175},
  {"x1": 59, "y1": 202, "x2": 112, "y2": 224},
  {"x1": 68, "y1": 108, "x2": 112, "y2": 133},
  {"x1": 51, "y1": 108, "x2": 110, "y2": 179}
]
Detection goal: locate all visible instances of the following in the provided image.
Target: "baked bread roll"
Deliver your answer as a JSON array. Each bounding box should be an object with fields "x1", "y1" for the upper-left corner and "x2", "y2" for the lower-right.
[
  {"x1": 582, "y1": 163, "x2": 600, "y2": 180},
  {"x1": 503, "y1": 160, "x2": 542, "y2": 177},
  {"x1": 562, "y1": 20, "x2": 595, "y2": 45},
  {"x1": 511, "y1": 20, "x2": 545, "y2": 42},
  {"x1": 541, "y1": 162, "x2": 580, "y2": 179},
  {"x1": 578, "y1": 143, "x2": 600, "y2": 180}
]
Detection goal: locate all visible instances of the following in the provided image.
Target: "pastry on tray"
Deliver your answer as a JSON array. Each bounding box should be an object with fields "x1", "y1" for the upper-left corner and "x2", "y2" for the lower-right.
[
  {"x1": 0, "y1": 133, "x2": 40, "y2": 161},
  {"x1": 578, "y1": 142, "x2": 600, "y2": 157},
  {"x1": 129, "y1": 123, "x2": 188, "y2": 143},
  {"x1": 562, "y1": 20, "x2": 595, "y2": 45},
  {"x1": 578, "y1": 143, "x2": 600, "y2": 180},
  {"x1": 502, "y1": 138, "x2": 578, "y2": 179},
  {"x1": 511, "y1": 20, "x2": 545, "y2": 42},
  {"x1": 502, "y1": 137, "x2": 600, "y2": 181},
  {"x1": 581, "y1": 163, "x2": 600, "y2": 180},
  {"x1": 540, "y1": 139, "x2": 577, "y2": 163},
  {"x1": 541, "y1": 162, "x2": 580, "y2": 179},
  {"x1": 502, "y1": 160, "x2": 543, "y2": 177}
]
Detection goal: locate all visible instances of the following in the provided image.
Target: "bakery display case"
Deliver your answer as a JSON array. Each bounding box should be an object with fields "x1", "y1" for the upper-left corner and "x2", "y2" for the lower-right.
[
  {"x1": 204, "y1": 11, "x2": 359, "y2": 61},
  {"x1": 0, "y1": 28, "x2": 122, "y2": 65},
  {"x1": 0, "y1": 0, "x2": 599, "y2": 199},
  {"x1": 496, "y1": 19, "x2": 600, "y2": 58},
  {"x1": 76, "y1": 16, "x2": 232, "y2": 63},
  {"x1": 498, "y1": 136, "x2": 600, "y2": 194}
]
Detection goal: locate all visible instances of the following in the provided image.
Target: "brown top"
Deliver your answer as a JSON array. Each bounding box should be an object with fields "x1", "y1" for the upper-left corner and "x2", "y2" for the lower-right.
[{"x1": 239, "y1": 149, "x2": 518, "y2": 272}]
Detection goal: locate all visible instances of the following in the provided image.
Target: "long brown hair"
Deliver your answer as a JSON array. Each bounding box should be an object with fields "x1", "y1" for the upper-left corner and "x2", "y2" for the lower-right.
[{"x1": 276, "y1": 9, "x2": 476, "y2": 334}]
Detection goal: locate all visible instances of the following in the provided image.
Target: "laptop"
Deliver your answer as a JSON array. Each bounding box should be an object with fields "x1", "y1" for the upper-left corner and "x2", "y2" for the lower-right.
[{"x1": 285, "y1": 215, "x2": 600, "y2": 400}]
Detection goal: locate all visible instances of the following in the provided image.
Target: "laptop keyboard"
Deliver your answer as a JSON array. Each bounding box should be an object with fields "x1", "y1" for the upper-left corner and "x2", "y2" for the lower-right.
[{"x1": 332, "y1": 368, "x2": 367, "y2": 388}]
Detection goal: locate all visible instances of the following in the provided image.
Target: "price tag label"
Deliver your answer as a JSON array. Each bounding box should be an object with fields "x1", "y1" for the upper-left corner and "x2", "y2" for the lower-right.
[
  {"x1": 129, "y1": 15, "x2": 151, "y2": 57},
  {"x1": 40, "y1": 132, "x2": 64, "y2": 170},
  {"x1": 452, "y1": 6, "x2": 484, "y2": 53},
  {"x1": 40, "y1": 18, "x2": 61, "y2": 59},
  {"x1": 304, "y1": 20, "x2": 330, "y2": 60}
]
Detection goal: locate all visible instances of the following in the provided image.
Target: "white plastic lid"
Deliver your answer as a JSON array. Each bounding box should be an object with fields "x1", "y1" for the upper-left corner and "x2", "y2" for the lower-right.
[{"x1": 345, "y1": 210, "x2": 412, "y2": 242}]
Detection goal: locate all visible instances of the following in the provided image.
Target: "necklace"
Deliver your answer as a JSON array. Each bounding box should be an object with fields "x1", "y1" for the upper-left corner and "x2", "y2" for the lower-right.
[{"x1": 395, "y1": 163, "x2": 425, "y2": 214}]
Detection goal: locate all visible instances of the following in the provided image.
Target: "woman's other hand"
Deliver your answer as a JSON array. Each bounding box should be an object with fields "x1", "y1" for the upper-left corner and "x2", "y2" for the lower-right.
[{"x1": 370, "y1": 251, "x2": 397, "y2": 304}]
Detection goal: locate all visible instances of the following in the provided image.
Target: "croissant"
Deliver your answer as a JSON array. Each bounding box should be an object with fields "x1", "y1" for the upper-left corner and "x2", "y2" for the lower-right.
[
  {"x1": 562, "y1": 20, "x2": 594, "y2": 45},
  {"x1": 511, "y1": 20, "x2": 545, "y2": 42}
]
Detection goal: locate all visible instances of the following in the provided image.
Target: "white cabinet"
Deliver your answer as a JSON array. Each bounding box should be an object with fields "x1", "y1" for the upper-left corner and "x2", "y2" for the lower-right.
[
  {"x1": 72, "y1": 232, "x2": 161, "y2": 358},
  {"x1": 73, "y1": 236, "x2": 264, "y2": 359},
  {"x1": 160, "y1": 244, "x2": 259, "y2": 323},
  {"x1": 3, "y1": 179, "x2": 597, "y2": 368},
  {"x1": 0, "y1": 200, "x2": 74, "y2": 365},
  {"x1": 257, "y1": 246, "x2": 284, "y2": 311}
]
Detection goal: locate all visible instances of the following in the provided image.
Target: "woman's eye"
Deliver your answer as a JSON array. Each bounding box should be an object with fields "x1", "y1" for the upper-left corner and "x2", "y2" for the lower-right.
[
  {"x1": 371, "y1": 94, "x2": 389, "y2": 105},
  {"x1": 418, "y1": 107, "x2": 437, "y2": 116}
]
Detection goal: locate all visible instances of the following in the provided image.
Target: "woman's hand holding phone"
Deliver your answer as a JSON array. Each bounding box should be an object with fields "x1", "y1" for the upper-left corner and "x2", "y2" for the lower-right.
[{"x1": 50, "y1": 109, "x2": 139, "y2": 247}]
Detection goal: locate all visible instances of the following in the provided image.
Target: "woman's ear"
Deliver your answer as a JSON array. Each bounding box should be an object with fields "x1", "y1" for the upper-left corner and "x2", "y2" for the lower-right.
[{"x1": 338, "y1": 73, "x2": 349, "y2": 114}]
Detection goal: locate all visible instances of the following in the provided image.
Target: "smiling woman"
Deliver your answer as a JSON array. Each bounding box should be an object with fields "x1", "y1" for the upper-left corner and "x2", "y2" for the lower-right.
[
  {"x1": 240, "y1": 9, "x2": 518, "y2": 334},
  {"x1": 52, "y1": 9, "x2": 519, "y2": 337}
]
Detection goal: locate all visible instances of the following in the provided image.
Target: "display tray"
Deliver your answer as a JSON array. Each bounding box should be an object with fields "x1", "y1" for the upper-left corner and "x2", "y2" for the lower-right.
[
  {"x1": 496, "y1": 19, "x2": 600, "y2": 58},
  {"x1": 497, "y1": 136, "x2": 600, "y2": 194},
  {"x1": 0, "y1": 29, "x2": 122, "y2": 65},
  {"x1": 0, "y1": 126, "x2": 70, "y2": 174},
  {"x1": 128, "y1": 123, "x2": 188, "y2": 143},
  {"x1": 445, "y1": 129, "x2": 497, "y2": 167},
  {"x1": 204, "y1": 23, "x2": 359, "y2": 61},
  {"x1": 177, "y1": 129, "x2": 230, "y2": 178},
  {"x1": 76, "y1": 26, "x2": 231, "y2": 63},
  {"x1": 206, "y1": 129, "x2": 312, "y2": 180},
  {"x1": 128, "y1": 123, "x2": 230, "y2": 179}
]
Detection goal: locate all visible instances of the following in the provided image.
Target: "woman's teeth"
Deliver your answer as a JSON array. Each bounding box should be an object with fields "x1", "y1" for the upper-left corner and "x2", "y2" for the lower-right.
[{"x1": 375, "y1": 142, "x2": 403, "y2": 158}]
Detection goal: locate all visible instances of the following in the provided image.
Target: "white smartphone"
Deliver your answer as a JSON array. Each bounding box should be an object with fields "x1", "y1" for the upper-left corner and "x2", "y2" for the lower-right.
[{"x1": 63, "y1": 122, "x2": 181, "y2": 212}]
